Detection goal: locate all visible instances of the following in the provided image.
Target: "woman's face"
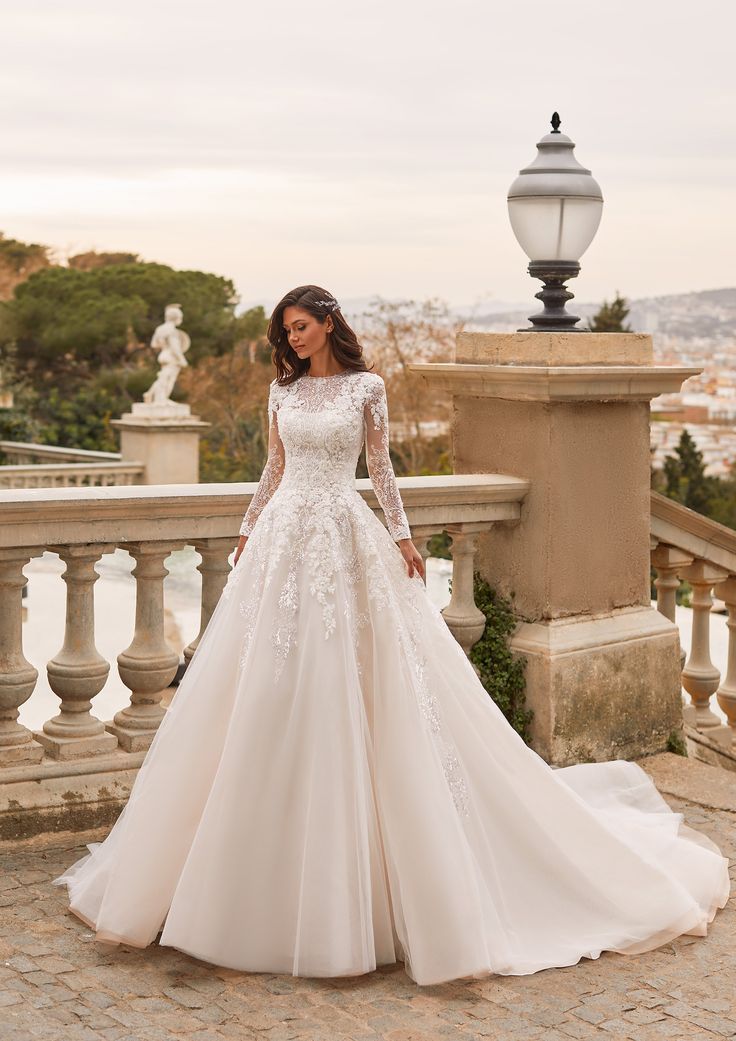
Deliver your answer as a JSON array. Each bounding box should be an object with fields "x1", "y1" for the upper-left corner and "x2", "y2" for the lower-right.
[{"x1": 283, "y1": 306, "x2": 333, "y2": 363}]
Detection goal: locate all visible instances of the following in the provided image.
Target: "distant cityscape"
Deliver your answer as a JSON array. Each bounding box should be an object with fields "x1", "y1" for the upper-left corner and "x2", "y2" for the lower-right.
[{"x1": 467, "y1": 287, "x2": 736, "y2": 480}]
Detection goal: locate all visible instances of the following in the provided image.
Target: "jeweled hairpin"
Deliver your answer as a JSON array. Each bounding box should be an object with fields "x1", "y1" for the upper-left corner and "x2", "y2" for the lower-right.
[{"x1": 315, "y1": 298, "x2": 340, "y2": 312}]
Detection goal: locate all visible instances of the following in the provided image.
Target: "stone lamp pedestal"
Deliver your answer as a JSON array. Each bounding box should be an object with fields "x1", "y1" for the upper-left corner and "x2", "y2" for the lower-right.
[
  {"x1": 112, "y1": 402, "x2": 210, "y2": 485},
  {"x1": 410, "y1": 333, "x2": 702, "y2": 766}
]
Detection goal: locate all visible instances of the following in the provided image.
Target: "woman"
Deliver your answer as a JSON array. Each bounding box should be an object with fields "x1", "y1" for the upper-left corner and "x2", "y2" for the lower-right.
[{"x1": 53, "y1": 284, "x2": 730, "y2": 986}]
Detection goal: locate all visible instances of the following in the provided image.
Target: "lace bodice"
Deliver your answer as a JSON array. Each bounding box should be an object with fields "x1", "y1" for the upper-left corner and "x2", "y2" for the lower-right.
[{"x1": 239, "y1": 370, "x2": 411, "y2": 542}]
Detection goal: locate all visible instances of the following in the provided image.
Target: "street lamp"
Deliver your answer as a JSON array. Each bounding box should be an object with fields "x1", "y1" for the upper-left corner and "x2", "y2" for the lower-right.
[{"x1": 507, "y1": 113, "x2": 603, "y2": 332}]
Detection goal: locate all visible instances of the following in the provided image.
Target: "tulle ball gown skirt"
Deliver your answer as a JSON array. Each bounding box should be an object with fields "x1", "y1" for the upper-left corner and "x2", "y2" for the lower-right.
[{"x1": 52, "y1": 494, "x2": 731, "y2": 986}]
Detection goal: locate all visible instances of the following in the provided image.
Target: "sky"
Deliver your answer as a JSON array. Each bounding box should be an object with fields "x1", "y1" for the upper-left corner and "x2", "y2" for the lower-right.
[{"x1": 2, "y1": 0, "x2": 734, "y2": 312}]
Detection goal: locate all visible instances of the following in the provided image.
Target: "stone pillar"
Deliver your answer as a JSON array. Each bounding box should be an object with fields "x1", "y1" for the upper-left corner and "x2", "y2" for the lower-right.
[
  {"x1": 183, "y1": 537, "x2": 234, "y2": 666},
  {"x1": 0, "y1": 547, "x2": 44, "y2": 766},
  {"x1": 38, "y1": 544, "x2": 119, "y2": 759},
  {"x1": 111, "y1": 402, "x2": 210, "y2": 485},
  {"x1": 442, "y1": 524, "x2": 486, "y2": 655},
  {"x1": 410, "y1": 333, "x2": 701, "y2": 766},
  {"x1": 108, "y1": 542, "x2": 181, "y2": 751}
]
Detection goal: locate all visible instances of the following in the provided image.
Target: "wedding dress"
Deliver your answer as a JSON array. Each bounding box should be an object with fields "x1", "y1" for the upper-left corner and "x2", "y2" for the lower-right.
[{"x1": 53, "y1": 368, "x2": 730, "y2": 986}]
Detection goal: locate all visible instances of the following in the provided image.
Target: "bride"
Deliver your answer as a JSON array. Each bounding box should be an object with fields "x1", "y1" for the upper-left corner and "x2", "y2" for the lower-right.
[{"x1": 53, "y1": 284, "x2": 730, "y2": 986}]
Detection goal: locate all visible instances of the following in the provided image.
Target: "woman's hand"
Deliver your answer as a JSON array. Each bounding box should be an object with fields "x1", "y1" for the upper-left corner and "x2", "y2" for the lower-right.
[
  {"x1": 233, "y1": 534, "x2": 248, "y2": 566},
  {"x1": 398, "y1": 538, "x2": 425, "y2": 580}
]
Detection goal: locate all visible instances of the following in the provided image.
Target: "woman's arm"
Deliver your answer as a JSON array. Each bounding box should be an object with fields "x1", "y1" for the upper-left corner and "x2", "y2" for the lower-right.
[
  {"x1": 234, "y1": 382, "x2": 285, "y2": 563},
  {"x1": 363, "y1": 375, "x2": 424, "y2": 579}
]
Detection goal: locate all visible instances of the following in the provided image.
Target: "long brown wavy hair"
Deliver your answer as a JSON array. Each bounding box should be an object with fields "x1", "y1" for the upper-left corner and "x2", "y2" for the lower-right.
[{"x1": 268, "y1": 285, "x2": 372, "y2": 385}]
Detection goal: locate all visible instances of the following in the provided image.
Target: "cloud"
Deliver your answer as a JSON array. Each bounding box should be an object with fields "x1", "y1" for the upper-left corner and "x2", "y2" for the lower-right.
[{"x1": 1, "y1": 0, "x2": 734, "y2": 303}]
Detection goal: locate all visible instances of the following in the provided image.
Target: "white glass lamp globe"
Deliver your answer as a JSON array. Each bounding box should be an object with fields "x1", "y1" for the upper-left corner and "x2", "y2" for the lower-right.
[{"x1": 507, "y1": 114, "x2": 603, "y2": 264}]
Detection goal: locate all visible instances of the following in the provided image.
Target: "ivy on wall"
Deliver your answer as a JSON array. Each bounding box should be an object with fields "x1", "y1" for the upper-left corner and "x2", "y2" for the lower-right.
[{"x1": 467, "y1": 572, "x2": 533, "y2": 745}]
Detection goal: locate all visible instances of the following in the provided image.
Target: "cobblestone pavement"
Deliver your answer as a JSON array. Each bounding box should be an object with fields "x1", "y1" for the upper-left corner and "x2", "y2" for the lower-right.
[{"x1": 1, "y1": 754, "x2": 735, "y2": 1041}]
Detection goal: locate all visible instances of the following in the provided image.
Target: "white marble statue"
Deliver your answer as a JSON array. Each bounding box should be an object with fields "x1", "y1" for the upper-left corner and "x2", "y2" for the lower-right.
[{"x1": 143, "y1": 304, "x2": 191, "y2": 405}]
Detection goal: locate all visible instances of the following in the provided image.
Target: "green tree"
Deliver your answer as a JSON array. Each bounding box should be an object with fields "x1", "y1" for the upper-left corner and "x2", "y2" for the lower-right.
[
  {"x1": 588, "y1": 292, "x2": 632, "y2": 332},
  {"x1": 0, "y1": 253, "x2": 269, "y2": 457},
  {"x1": 662, "y1": 429, "x2": 717, "y2": 514},
  {"x1": 703, "y1": 459, "x2": 736, "y2": 530},
  {"x1": 1, "y1": 261, "x2": 241, "y2": 379}
]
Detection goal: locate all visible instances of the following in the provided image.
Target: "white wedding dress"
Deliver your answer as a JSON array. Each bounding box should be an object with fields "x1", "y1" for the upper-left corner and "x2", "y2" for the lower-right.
[{"x1": 53, "y1": 368, "x2": 730, "y2": 986}]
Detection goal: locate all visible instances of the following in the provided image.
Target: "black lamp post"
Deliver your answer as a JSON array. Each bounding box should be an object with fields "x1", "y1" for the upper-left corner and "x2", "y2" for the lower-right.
[{"x1": 507, "y1": 113, "x2": 603, "y2": 332}]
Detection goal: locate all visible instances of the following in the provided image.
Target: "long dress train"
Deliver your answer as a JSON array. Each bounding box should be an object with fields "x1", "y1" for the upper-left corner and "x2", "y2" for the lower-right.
[{"x1": 52, "y1": 368, "x2": 730, "y2": 986}]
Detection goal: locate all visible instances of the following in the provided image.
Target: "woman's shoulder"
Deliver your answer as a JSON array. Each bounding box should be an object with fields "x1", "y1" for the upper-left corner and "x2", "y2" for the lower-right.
[
  {"x1": 353, "y1": 368, "x2": 383, "y2": 387},
  {"x1": 267, "y1": 377, "x2": 291, "y2": 411},
  {"x1": 357, "y1": 370, "x2": 385, "y2": 399}
]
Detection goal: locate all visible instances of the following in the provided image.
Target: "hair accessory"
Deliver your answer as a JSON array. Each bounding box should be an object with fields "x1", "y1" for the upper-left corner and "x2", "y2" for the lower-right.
[{"x1": 315, "y1": 298, "x2": 341, "y2": 313}]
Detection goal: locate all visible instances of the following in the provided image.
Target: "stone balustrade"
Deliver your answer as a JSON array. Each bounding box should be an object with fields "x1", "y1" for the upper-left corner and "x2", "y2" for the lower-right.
[
  {"x1": 0, "y1": 474, "x2": 528, "y2": 838},
  {"x1": 0, "y1": 442, "x2": 143, "y2": 489},
  {"x1": 0, "y1": 441, "x2": 122, "y2": 464},
  {"x1": 0, "y1": 462, "x2": 146, "y2": 489},
  {"x1": 0, "y1": 437, "x2": 122, "y2": 462},
  {"x1": 651, "y1": 489, "x2": 736, "y2": 758}
]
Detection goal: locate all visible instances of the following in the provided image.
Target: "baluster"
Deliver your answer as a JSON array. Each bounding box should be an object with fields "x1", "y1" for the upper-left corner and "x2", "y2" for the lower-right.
[
  {"x1": 681, "y1": 559, "x2": 728, "y2": 730},
  {"x1": 0, "y1": 547, "x2": 44, "y2": 766},
  {"x1": 107, "y1": 542, "x2": 181, "y2": 751},
  {"x1": 714, "y1": 576, "x2": 736, "y2": 748},
  {"x1": 37, "y1": 544, "x2": 118, "y2": 759},
  {"x1": 651, "y1": 543, "x2": 693, "y2": 670},
  {"x1": 183, "y1": 538, "x2": 235, "y2": 666},
  {"x1": 441, "y1": 524, "x2": 487, "y2": 655}
]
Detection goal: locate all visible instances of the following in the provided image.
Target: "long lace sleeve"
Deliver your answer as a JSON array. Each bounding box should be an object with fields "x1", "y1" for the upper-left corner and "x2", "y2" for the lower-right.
[
  {"x1": 363, "y1": 375, "x2": 411, "y2": 542},
  {"x1": 239, "y1": 381, "x2": 285, "y2": 537}
]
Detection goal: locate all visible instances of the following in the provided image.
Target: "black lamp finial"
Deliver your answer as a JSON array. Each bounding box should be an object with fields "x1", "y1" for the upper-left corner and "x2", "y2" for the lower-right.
[{"x1": 550, "y1": 112, "x2": 561, "y2": 134}]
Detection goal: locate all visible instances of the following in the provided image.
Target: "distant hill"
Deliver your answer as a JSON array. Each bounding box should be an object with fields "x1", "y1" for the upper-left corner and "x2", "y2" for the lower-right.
[{"x1": 465, "y1": 287, "x2": 736, "y2": 344}]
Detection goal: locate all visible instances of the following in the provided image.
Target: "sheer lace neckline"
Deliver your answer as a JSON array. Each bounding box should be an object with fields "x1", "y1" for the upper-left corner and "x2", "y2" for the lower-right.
[{"x1": 303, "y1": 370, "x2": 352, "y2": 379}]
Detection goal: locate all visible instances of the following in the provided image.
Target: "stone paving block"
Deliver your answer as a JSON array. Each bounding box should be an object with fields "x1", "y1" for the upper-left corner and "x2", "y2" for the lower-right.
[
  {"x1": 183, "y1": 976, "x2": 228, "y2": 996},
  {"x1": 151, "y1": 1010, "x2": 218, "y2": 1033},
  {"x1": 24, "y1": 993, "x2": 53, "y2": 1011},
  {"x1": 621, "y1": 1007, "x2": 669, "y2": 1025},
  {"x1": 696, "y1": 998, "x2": 735, "y2": 1014},
  {"x1": 527, "y1": 1007, "x2": 579, "y2": 1028},
  {"x1": 632, "y1": 1023, "x2": 689, "y2": 1039},
  {"x1": 20, "y1": 969, "x2": 58, "y2": 988},
  {"x1": 595, "y1": 1021, "x2": 641, "y2": 1039},
  {"x1": 215, "y1": 1024, "x2": 261, "y2": 1041},
  {"x1": 127, "y1": 996, "x2": 176, "y2": 1013},
  {"x1": 382, "y1": 1031, "x2": 440, "y2": 1041},
  {"x1": 191, "y1": 1003, "x2": 230, "y2": 1025},
  {"x1": 5, "y1": 955, "x2": 37, "y2": 974},
  {"x1": 38, "y1": 981, "x2": 77, "y2": 1001},
  {"x1": 0, "y1": 989, "x2": 24, "y2": 1006},
  {"x1": 32, "y1": 954, "x2": 76, "y2": 974},
  {"x1": 557, "y1": 1020, "x2": 602, "y2": 1039},
  {"x1": 104, "y1": 1005, "x2": 156, "y2": 1028},
  {"x1": 76, "y1": 1011, "x2": 121, "y2": 1030},
  {"x1": 82, "y1": 989, "x2": 117, "y2": 1010},
  {"x1": 572, "y1": 1006, "x2": 608, "y2": 1025},
  {"x1": 161, "y1": 983, "x2": 207, "y2": 1009}
]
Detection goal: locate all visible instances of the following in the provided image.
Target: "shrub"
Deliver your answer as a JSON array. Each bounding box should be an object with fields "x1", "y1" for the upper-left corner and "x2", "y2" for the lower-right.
[{"x1": 467, "y1": 572, "x2": 533, "y2": 744}]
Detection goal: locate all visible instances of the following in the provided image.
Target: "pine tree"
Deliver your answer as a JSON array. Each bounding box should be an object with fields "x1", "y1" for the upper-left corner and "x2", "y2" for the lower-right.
[
  {"x1": 589, "y1": 292, "x2": 632, "y2": 333},
  {"x1": 662, "y1": 429, "x2": 715, "y2": 514}
]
